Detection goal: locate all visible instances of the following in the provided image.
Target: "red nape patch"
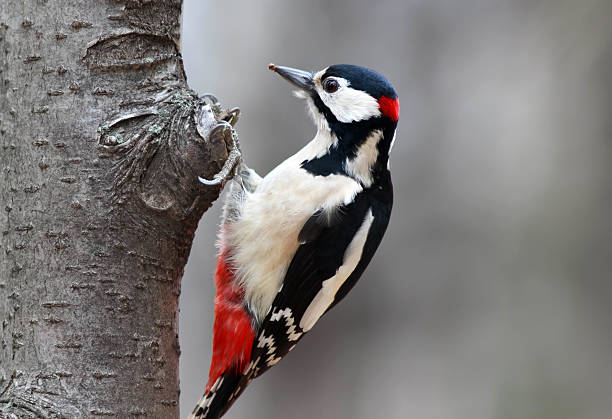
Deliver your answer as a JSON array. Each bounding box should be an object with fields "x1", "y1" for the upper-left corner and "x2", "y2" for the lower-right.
[
  {"x1": 378, "y1": 96, "x2": 400, "y2": 121},
  {"x1": 206, "y1": 251, "x2": 255, "y2": 392}
]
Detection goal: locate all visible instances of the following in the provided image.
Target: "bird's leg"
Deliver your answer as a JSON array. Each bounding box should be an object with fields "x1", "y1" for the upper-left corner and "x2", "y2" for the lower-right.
[
  {"x1": 197, "y1": 93, "x2": 245, "y2": 186},
  {"x1": 201, "y1": 94, "x2": 241, "y2": 127},
  {"x1": 198, "y1": 121, "x2": 242, "y2": 186}
]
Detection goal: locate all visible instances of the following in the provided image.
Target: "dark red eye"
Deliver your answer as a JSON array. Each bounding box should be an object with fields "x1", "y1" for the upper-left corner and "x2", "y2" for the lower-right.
[{"x1": 323, "y1": 78, "x2": 339, "y2": 93}]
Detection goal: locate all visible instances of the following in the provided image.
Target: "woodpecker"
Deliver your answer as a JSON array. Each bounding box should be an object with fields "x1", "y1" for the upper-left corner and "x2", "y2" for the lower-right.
[{"x1": 191, "y1": 63, "x2": 399, "y2": 419}]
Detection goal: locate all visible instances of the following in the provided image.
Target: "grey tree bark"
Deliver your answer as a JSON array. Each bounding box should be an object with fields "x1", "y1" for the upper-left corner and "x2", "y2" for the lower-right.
[{"x1": 0, "y1": 1, "x2": 233, "y2": 417}]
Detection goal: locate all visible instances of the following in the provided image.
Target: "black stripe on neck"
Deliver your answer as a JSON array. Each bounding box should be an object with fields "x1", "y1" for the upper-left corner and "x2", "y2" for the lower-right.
[{"x1": 301, "y1": 94, "x2": 397, "y2": 181}]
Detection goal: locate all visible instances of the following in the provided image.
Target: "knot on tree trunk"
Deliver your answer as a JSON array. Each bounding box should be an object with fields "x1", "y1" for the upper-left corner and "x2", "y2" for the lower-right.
[{"x1": 97, "y1": 88, "x2": 233, "y2": 225}]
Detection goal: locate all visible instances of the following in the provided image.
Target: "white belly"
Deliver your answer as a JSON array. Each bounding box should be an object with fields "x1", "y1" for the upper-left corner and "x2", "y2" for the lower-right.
[{"x1": 226, "y1": 155, "x2": 362, "y2": 321}]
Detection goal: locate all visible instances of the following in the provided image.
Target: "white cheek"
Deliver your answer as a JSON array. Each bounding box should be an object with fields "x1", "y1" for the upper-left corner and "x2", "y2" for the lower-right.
[{"x1": 319, "y1": 86, "x2": 381, "y2": 123}]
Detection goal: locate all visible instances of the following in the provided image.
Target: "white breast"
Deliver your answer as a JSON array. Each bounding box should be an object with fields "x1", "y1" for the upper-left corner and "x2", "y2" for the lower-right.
[{"x1": 225, "y1": 134, "x2": 363, "y2": 322}]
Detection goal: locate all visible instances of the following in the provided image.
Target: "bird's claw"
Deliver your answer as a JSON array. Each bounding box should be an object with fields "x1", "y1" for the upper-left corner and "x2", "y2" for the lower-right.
[
  {"x1": 201, "y1": 93, "x2": 220, "y2": 107},
  {"x1": 222, "y1": 107, "x2": 241, "y2": 127},
  {"x1": 201, "y1": 94, "x2": 240, "y2": 126},
  {"x1": 198, "y1": 121, "x2": 242, "y2": 186},
  {"x1": 197, "y1": 93, "x2": 242, "y2": 186}
]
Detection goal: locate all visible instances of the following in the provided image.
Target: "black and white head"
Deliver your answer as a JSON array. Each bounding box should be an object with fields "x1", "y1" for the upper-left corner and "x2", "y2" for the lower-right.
[{"x1": 270, "y1": 63, "x2": 399, "y2": 184}]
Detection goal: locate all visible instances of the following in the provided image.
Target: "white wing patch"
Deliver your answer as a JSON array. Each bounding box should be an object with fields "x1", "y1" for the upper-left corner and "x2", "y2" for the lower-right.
[{"x1": 299, "y1": 209, "x2": 375, "y2": 332}]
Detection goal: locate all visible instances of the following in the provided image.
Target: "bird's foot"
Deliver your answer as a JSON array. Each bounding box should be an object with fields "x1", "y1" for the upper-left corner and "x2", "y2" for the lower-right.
[
  {"x1": 219, "y1": 106, "x2": 241, "y2": 127},
  {"x1": 200, "y1": 94, "x2": 241, "y2": 127},
  {"x1": 198, "y1": 121, "x2": 242, "y2": 186}
]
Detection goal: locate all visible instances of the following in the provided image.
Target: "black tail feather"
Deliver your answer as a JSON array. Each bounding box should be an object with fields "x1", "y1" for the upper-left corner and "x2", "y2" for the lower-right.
[{"x1": 189, "y1": 371, "x2": 251, "y2": 419}]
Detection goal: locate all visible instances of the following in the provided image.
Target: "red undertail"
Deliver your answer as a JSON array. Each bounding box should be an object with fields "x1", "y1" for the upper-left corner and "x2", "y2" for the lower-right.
[{"x1": 206, "y1": 251, "x2": 255, "y2": 391}]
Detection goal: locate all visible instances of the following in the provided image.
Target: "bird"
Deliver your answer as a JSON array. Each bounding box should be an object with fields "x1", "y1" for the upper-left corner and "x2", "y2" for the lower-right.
[{"x1": 191, "y1": 63, "x2": 399, "y2": 419}]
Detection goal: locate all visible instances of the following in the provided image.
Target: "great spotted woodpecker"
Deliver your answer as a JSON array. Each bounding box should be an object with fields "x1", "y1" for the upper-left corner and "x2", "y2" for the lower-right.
[{"x1": 191, "y1": 63, "x2": 399, "y2": 418}]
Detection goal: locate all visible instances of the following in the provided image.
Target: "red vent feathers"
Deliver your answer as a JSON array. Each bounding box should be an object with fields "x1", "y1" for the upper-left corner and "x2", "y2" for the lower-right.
[
  {"x1": 378, "y1": 96, "x2": 399, "y2": 121},
  {"x1": 207, "y1": 252, "x2": 255, "y2": 391}
]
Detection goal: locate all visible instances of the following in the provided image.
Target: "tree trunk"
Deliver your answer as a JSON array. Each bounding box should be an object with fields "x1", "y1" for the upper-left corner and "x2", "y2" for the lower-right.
[{"x1": 0, "y1": 1, "x2": 230, "y2": 417}]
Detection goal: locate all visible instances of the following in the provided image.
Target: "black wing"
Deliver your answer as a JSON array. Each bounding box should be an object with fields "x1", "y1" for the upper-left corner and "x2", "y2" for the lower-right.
[
  {"x1": 327, "y1": 184, "x2": 393, "y2": 311},
  {"x1": 248, "y1": 181, "x2": 392, "y2": 379}
]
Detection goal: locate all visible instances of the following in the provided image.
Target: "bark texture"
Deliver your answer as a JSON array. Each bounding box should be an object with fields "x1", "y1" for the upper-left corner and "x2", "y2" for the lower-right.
[{"x1": 0, "y1": 1, "x2": 232, "y2": 417}]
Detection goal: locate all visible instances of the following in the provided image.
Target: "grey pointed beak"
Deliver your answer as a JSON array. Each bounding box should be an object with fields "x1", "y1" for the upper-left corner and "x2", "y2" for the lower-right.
[{"x1": 269, "y1": 63, "x2": 314, "y2": 92}]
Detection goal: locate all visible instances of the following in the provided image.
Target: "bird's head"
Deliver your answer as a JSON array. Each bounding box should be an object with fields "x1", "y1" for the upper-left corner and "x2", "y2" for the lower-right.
[
  {"x1": 269, "y1": 63, "x2": 399, "y2": 183},
  {"x1": 269, "y1": 63, "x2": 398, "y2": 125}
]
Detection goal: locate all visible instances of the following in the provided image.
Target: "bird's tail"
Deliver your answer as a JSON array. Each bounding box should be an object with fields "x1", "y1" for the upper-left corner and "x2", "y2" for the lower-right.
[
  {"x1": 189, "y1": 371, "x2": 250, "y2": 419},
  {"x1": 190, "y1": 248, "x2": 256, "y2": 419}
]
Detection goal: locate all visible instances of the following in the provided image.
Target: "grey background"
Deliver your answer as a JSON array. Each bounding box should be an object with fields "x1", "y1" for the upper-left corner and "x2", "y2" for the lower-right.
[{"x1": 180, "y1": 1, "x2": 612, "y2": 418}]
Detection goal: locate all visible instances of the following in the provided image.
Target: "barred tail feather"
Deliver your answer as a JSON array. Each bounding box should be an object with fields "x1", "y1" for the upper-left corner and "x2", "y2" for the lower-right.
[{"x1": 189, "y1": 372, "x2": 251, "y2": 419}]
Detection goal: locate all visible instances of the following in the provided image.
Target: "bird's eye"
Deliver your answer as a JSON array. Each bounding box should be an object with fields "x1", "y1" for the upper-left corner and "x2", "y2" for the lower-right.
[{"x1": 323, "y1": 78, "x2": 339, "y2": 93}]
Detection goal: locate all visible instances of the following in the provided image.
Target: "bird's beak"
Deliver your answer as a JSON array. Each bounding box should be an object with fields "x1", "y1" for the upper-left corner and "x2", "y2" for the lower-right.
[{"x1": 269, "y1": 63, "x2": 314, "y2": 93}]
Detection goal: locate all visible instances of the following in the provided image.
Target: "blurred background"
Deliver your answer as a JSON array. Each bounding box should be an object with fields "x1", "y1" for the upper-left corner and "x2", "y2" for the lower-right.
[{"x1": 180, "y1": 1, "x2": 612, "y2": 418}]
